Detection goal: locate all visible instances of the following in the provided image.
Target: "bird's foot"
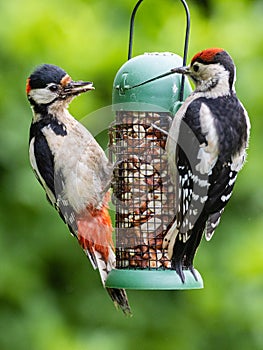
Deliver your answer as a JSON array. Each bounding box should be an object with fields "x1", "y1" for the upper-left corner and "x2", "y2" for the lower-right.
[
  {"x1": 188, "y1": 265, "x2": 198, "y2": 282},
  {"x1": 172, "y1": 259, "x2": 185, "y2": 284},
  {"x1": 172, "y1": 259, "x2": 199, "y2": 283}
]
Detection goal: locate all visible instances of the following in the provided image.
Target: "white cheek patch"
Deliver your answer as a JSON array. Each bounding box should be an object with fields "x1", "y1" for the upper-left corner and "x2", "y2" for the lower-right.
[{"x1": 29, "y1": 88, "x2": 58, "y2": 104}]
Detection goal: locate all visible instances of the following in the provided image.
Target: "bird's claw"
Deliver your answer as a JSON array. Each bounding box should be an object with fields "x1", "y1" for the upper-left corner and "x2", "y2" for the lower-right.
[
  {"x1": 177, "y1": 266, "x2": 185, "y2": 284},
  {"x1": 173, "y1": 260, "x2": 199, "y2": 283},
  {"x1": 172, "y1": 259, "x2": 185, "y2": 284},
  {"x1": 189, "y1": 265, "x2": 198, "y2": 282}
]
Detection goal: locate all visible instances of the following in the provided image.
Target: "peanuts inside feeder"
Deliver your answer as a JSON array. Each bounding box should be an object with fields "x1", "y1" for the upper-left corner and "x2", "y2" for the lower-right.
[
  {"x1": 112, "y1": 111, "x2": 174, "y2": 268},
  {"x1": 106, "y1": 53, "x2": 203, "y2": 290}
]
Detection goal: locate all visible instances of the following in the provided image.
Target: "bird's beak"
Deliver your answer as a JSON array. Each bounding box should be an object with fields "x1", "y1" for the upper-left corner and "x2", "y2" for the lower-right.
[
  {"x1": 171, "y1": 66, "x2": 190, "y2": 75},
  {"x1": 63, "y1": 81, "x2": 95, "y2": 96}
]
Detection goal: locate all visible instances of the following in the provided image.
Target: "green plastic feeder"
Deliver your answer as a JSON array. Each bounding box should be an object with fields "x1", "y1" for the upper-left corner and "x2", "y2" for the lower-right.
[
  {"x1": 106, "y1": 269, "x2": 203, "y2": 290},
  {"x1": 107, "y1": 51, "x2": 203, "y2": 290},
  {"x1": 112, "y1": 52, "x2": 192, "y2": 114}
]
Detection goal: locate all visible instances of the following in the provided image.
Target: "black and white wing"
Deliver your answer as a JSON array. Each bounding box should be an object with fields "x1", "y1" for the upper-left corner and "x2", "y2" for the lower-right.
[{"x1": 29, "y1": 120, "x2": 78, "y2": 237}]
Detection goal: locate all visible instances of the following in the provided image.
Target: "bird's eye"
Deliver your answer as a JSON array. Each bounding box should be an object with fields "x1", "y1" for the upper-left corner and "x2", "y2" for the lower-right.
[
  {"x1": 192, "y1": 64, "x2": 199, "y2": 72},
  {"x1": 48, "y1": 84, "x2": 59, "y2": 92}
]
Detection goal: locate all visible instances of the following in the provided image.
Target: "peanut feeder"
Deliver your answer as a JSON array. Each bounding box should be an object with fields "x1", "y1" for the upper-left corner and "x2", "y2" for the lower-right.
[{"x1": 106, "y1": 52, "x2": 203, "y2": 289}]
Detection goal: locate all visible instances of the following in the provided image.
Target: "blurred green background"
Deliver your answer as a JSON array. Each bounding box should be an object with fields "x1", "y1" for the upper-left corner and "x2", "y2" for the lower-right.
[{"x1": 0, "y1": 0, "x2": 262, "y2": 349}]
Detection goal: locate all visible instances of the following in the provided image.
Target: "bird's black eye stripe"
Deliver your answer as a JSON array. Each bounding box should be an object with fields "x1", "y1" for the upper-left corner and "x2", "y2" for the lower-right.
[
  {"x1": 48, "y1": 84, "x2": 59, "y2": 92},
  {"x1": 193, "y1": 64, "x2": 199, "y2": 72}
]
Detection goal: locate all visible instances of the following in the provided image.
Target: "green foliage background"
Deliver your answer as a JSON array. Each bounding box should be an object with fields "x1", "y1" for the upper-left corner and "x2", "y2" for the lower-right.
[{"x1": 0, "y1": 0, "x2": 262, "y2": 349}]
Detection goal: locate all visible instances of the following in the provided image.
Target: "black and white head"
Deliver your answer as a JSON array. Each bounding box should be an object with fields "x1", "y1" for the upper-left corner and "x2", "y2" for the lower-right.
[
  {"x1": 26, "y1": 64, "x2": 94, "y2": 116},
  {"x1": 172, "y1": 48, "x2": 236, "y2": 95}
]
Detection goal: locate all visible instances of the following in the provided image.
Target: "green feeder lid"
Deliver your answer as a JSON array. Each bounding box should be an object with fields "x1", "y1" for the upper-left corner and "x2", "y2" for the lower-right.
[
  {"x1": 112, "y1": 52, "x2": 192, "y2": 114},
  {"x1": 106, "y1": 269, "x2": 203, "y2": 290}
]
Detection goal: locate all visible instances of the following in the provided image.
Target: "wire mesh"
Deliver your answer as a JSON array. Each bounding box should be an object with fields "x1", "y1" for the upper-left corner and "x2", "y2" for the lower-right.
[{"x1": 109, "y1": 111, "x2": 176, "y2": 270}]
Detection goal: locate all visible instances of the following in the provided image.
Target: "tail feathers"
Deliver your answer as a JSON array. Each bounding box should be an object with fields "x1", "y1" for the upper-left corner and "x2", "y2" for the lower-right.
[
  {"x1": 106, "y1": 287, "x2": 132, "y2": 316},
  {"x1": 76, "y1": 196, "x2": 132, "y2": 315},
  {"x1": 91, "y1": 249, "x2": 132, "y2": 316}
]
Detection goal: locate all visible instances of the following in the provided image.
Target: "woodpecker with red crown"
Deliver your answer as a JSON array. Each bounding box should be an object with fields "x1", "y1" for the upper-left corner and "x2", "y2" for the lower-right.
[
  {"x1": 164, "y1": 48, "x2": 250, "y2": 282},
  {"x1": 26, "y1": 64, "x2": 131, "y2": 315}
]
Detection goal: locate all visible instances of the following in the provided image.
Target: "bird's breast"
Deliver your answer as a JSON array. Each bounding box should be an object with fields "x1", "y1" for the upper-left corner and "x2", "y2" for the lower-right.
[{"x1": 42, "y1": 124, "x2": 111, "y2": 213}]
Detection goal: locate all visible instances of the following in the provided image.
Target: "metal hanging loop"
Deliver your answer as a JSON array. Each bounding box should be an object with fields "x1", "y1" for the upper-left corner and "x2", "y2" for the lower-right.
[
  {"x1": 127, "y1": 0, "x2": 191, "y2": 101},
  {"x1": 128, "y1": 0, "x2": 144, "y2": 60},
  {"x1": 179, "y1": 0, "x2": 190, "y2": 100}
]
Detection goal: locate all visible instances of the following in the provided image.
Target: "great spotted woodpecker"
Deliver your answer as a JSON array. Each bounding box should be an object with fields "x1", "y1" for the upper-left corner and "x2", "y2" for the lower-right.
[
  {"x1": 26, "y1": 64, "x2": 131, "y2": 315},
  {"x1": 164, "y1": 48, "x2": 250, "y2": 282}
]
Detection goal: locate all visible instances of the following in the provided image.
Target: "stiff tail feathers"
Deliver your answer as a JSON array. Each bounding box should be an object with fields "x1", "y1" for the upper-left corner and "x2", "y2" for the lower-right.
[
  {"x1": 89, "y1": 245, "x2": 132, "y2": 316},
  {"x1": 77, "y1": 194, "x2": 132, "y2": 315},
  {"x1": 106, "y1": 287, "x2": 132, "y2": 316}
]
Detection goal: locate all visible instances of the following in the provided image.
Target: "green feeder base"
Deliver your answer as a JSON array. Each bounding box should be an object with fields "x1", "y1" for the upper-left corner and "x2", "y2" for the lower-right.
[{"x1": 106, "y1": 269, "x2": 204, "y2": 290}]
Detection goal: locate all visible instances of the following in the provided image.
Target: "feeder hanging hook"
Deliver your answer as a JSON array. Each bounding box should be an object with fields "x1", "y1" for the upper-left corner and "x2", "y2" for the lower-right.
[{"x1": 127, "y1": 0, "x2": 191, "y2": 101}]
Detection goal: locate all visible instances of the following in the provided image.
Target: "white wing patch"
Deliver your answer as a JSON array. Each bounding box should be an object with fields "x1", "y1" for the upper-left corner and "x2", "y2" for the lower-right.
[{"x1": 196, "y1": 103, "x2": 219, "y2": 174}]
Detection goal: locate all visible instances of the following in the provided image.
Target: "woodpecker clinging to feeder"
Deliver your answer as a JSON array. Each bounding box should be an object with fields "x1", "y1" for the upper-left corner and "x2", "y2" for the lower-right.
[
  {"x1": 164, "y1": 48, "x2": 250, "y2": 282},
  {"x1": 26, "y1": 64, "x2": 131, "y2": 315}
]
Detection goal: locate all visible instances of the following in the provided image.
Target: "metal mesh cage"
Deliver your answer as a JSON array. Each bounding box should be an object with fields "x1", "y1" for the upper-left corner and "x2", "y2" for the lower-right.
[{"x1": 109, "y1": 110, "x2": 176, "y2": 271}]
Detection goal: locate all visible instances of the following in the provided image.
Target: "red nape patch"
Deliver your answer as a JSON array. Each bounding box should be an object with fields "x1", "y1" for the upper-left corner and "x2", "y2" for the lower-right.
[
  {"x1": 191, "y1": 48, "x2": 224, "y2": 64},
  {"x1": 26, "y1": 78, "x2": 31, "y2": 94}
]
